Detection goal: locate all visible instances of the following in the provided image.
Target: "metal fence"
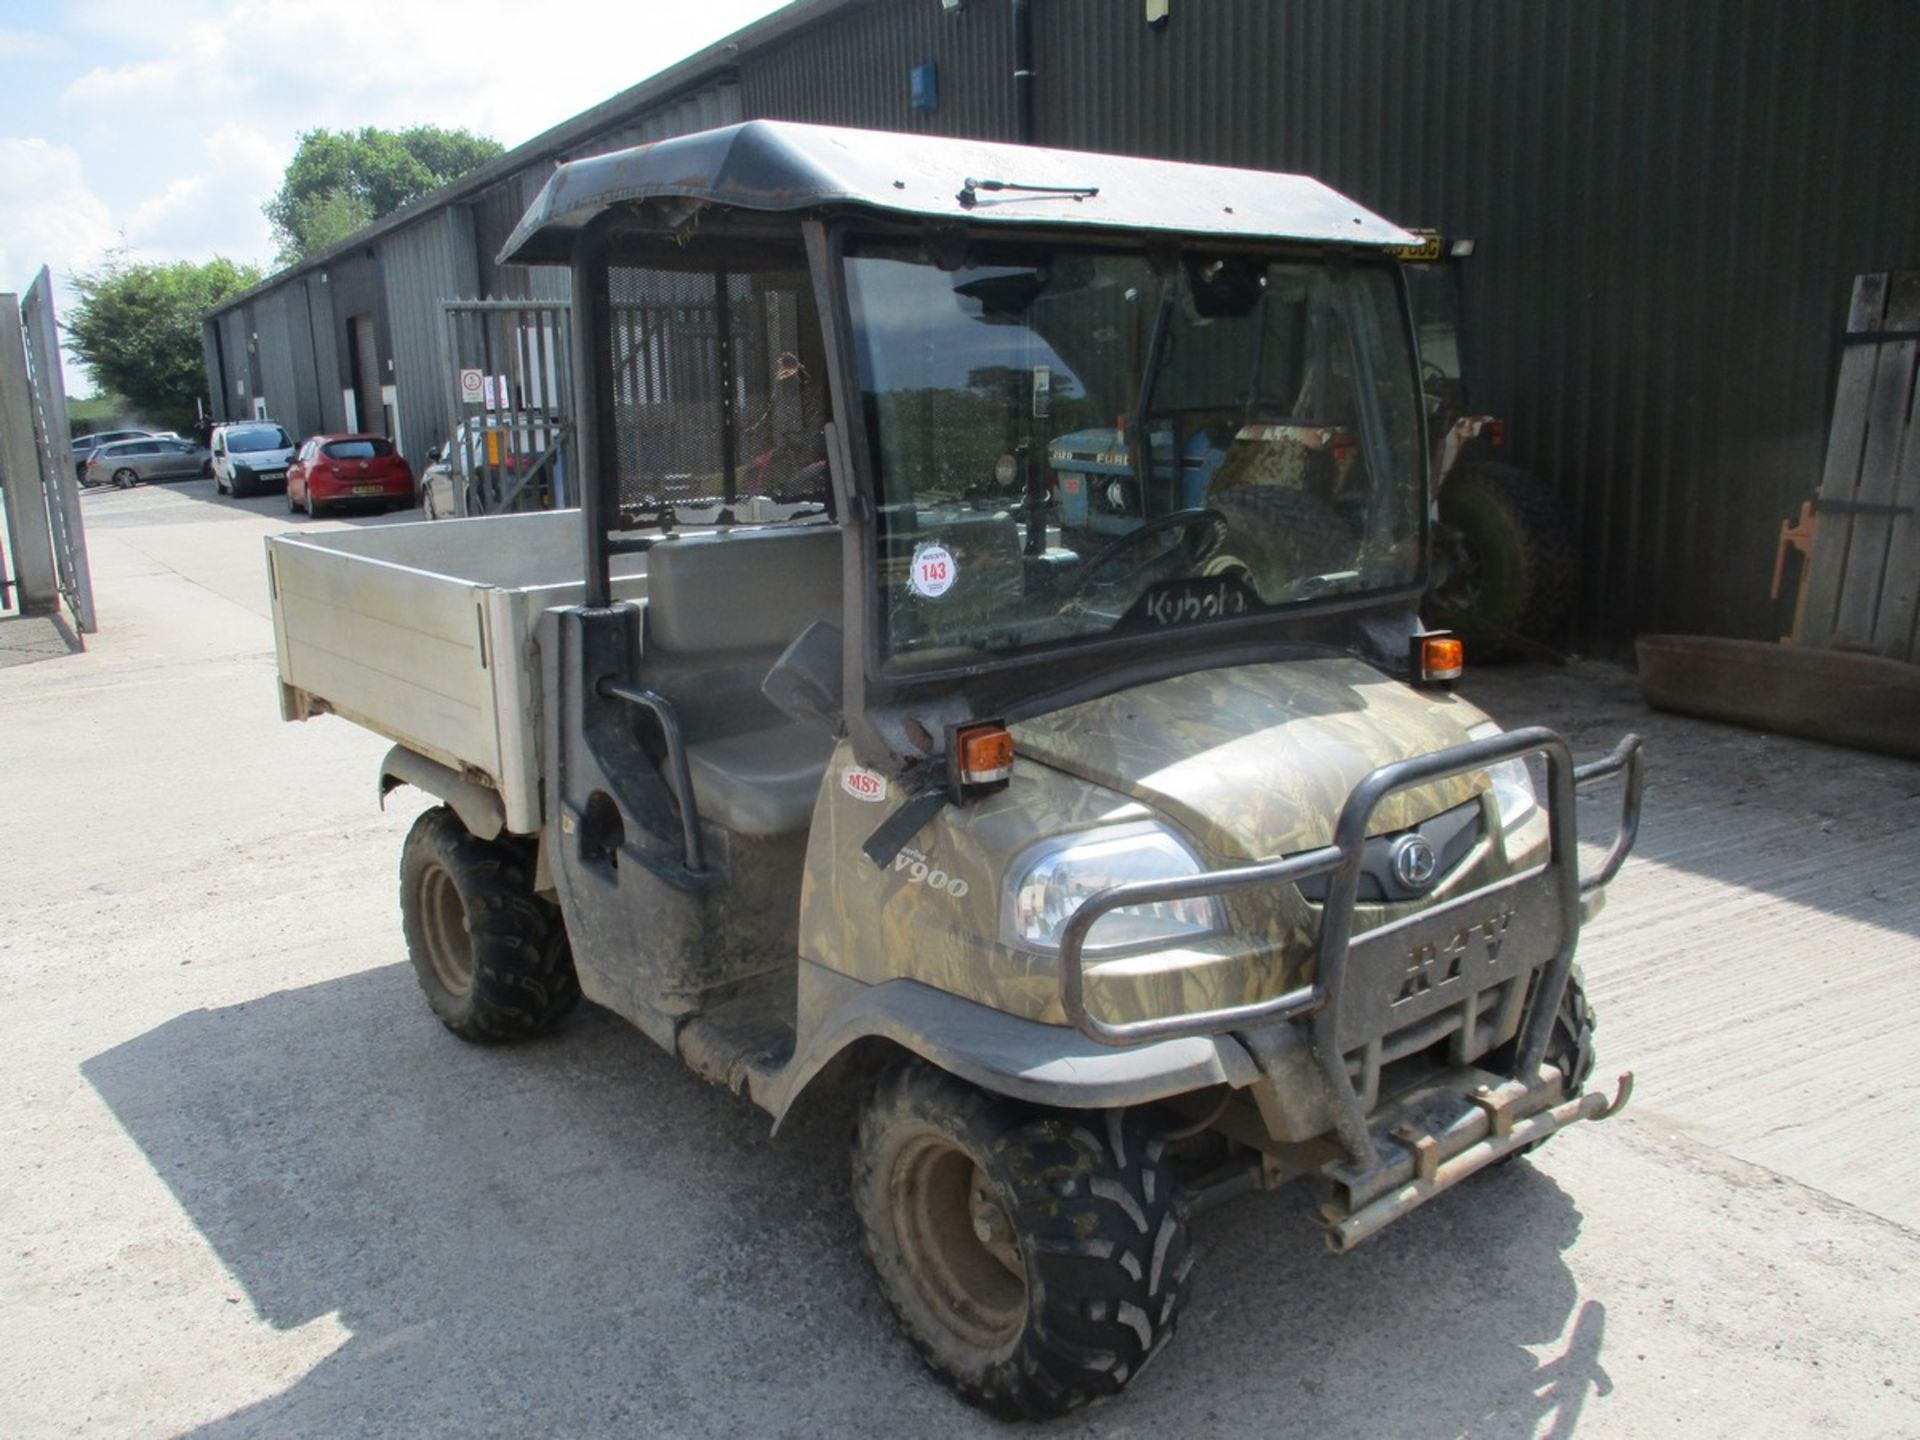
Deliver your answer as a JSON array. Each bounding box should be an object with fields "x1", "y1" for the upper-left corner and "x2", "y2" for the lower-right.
[
  {"x1": 604, "y1": 260, "x2": 830, "y2": 517},
  {"x1": 0, "y1": 270, "x2": 93, "y2": 635},
  {"x1": 439, "y1": 301, "x2": 575, "y2": 515}
]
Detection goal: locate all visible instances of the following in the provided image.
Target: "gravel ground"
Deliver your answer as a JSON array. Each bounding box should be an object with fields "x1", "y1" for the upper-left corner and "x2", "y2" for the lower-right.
[{"x1": 2, "y1": 478, "x2": 1917, "y2": 1438}]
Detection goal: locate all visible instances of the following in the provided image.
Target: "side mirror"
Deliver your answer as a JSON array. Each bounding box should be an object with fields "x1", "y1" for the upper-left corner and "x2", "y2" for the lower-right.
[{"x1": 762, "y1": 621, "x2": 844, "y2": 732}]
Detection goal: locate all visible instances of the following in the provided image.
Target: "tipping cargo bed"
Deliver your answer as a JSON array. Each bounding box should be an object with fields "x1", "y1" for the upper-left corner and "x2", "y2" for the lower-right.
[{"x1": 266, "y1": 511, "x2": 650, "y2": 834}]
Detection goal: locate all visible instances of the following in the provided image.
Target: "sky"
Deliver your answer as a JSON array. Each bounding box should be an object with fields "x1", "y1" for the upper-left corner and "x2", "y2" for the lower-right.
[{"x1": 0, "y1": 0, "x2": 792, "y2": 394}]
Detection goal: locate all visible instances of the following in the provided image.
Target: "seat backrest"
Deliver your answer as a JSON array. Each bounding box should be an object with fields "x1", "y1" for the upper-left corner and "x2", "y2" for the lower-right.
[
  {"x1": 645, "y1": 525, "x2": 842, "y2": 655},
  {"x1": 641, "y1": 525, "x2": 844, "y2": 743}
]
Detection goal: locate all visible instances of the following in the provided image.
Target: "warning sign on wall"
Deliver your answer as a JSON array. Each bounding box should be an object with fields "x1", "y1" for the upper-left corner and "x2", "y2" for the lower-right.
[{"x1": 457, "y1": 368, "x2": 485, "y2": 404}]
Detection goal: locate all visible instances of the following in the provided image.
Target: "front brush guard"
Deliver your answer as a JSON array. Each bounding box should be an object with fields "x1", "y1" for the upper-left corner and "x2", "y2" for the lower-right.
[{"x1": 1056, "y1": 727, "x2": 1646, "y2": 1180}]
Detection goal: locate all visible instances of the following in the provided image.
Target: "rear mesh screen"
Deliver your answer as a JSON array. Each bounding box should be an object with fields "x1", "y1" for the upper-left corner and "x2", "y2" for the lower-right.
[{"x1": 605, "y1": 262, "x2": 830, "y2": 516}]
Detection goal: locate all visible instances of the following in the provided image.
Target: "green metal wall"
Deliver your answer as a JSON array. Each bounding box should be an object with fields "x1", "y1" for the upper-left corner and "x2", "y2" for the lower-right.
[{"x1": 742, "y1": 0, "x2": 1920, "y2": 646}]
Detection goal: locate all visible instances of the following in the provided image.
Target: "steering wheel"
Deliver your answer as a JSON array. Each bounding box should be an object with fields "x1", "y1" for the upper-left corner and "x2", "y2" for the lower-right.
[{"x1": 1072, "y1": 507, "x2": 1228, "y2": 595}]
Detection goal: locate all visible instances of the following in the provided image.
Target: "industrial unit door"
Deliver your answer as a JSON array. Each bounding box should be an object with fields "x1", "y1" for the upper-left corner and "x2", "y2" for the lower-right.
[{"x1": 349, "y1": 314, "x2": 382, "y2": 437}]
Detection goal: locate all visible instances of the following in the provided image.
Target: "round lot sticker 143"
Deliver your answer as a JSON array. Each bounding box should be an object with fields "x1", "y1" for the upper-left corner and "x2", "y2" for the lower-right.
[{"x1": 909, "y1": 543, "x2": 957, "y2": 599}]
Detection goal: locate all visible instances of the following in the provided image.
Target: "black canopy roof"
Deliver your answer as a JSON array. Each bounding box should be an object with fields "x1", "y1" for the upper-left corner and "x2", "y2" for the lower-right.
[{"x1": 499, "y1": 120, "x2": 1414, "y2": 265}]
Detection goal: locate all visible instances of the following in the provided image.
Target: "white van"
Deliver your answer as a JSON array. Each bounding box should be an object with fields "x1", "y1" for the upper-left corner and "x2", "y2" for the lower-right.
[{"x1": 210, "y1": 421, "x2": 296, "y2": 497}]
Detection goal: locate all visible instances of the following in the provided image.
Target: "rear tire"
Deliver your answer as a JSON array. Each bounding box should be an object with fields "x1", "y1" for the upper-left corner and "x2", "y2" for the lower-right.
[
  {"x1": 1428, "y1": 459, "x2": 1575, "y2": 658},
  {"x1": 113, "y1": 467, "x2": 138, "y2": 489},
  {"x1": 853, "y1": 1062, "x2": 1191, "y2": 1420},
  {"x1": 398, "y1": 806, "x2": 580, "y2": 1042}
]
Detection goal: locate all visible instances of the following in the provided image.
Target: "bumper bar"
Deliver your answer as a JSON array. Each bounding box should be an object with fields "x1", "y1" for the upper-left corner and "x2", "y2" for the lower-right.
[
  {"x1": 1326, "y1": 1070, "x2": 1634, "y2": 1252},
  {"x1": 1058, "y1": 727, "x2": 1646, "y2": 1172}
]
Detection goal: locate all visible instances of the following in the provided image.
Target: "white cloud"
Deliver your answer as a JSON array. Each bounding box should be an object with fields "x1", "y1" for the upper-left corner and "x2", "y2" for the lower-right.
[
  {"x1": 63, "y1": 0, "x2": 792, "y2": 153},
  {"x1": 125, "y1": 174, "x2": 210, "y2": 239},
  {"x1": 0, "y1": 28, "x2": 59, "y2": 59},
  {"x1": 61, "y1": 57, "x2": 191, "y2": 109},
  {"x1": 204, "y1": 121, "x2": 286, "y2": 184},
  {"x1": 0, "y1": 138, "x2": 117, "y2": 292}
]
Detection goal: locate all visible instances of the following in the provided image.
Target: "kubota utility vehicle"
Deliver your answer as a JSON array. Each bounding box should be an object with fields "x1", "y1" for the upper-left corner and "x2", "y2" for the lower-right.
[{"x1": 266, "y1": 122, "x2": 1644, "y2": 1419}]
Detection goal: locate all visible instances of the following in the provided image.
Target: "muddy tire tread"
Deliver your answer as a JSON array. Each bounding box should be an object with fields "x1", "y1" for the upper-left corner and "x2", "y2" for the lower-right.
[
  {"x1": 852, "y1": 1063, "x2": 1190, "y2": 1420},
  {"x1": 398, "y1": 806, "x2": 579, "y2": 1042}
]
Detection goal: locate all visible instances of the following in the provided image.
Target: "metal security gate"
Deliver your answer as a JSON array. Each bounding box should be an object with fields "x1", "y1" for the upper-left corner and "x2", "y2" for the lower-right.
[
  {"x1": 603, "y1": 262, "x2": 829, "y2": 520},
  {"x1": 439, "y1": 302, "x2": 574, "y2": 516},
  {"x1": 0, "y1": 270, "x2": 94, "y2": 634}
]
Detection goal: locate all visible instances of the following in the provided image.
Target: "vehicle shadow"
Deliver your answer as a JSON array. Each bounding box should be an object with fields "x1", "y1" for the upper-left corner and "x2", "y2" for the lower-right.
[{"x1": 84, "y1": 969, "x2": 1602, "y2": 1438}]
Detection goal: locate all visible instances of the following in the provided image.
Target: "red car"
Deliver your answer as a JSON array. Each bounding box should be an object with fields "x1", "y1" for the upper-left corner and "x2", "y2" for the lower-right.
[{"x1": 286, "y1": 434, "x2": 415, "y2": 517}]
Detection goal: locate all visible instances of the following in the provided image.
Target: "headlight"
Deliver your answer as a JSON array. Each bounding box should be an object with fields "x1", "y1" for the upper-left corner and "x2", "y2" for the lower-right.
[
  {"x1": 1003, "y1": 822, "x2": 1225, "y2": 956},
  {"x1": 1468, "y1": 721, "x2": 1539, "y2": 833}
]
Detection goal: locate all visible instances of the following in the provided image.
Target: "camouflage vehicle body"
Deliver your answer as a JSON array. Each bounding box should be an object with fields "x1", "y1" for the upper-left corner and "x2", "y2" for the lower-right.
[
  {"x1": 288, "y1": 123, "x2": 1646, "y2": 1420},
  {"x1": 799, "y1": 660, "x2": 1525, "y2": 1029}
]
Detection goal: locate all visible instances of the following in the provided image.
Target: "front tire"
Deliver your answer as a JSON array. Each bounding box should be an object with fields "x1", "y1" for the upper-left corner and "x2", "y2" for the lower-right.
[
  {"x1": 853, "y1": 1063, "x2": 1191, "y2": 1420},
  {"x1": 398, "y1": 806, "x2": 580, "y2": 1042},
  {"x1": 1488, "y1": 964, "x2": 1597, "y2": 1163}
]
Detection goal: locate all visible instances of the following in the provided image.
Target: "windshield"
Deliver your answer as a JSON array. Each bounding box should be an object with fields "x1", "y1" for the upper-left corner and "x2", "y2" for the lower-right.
[
  {"x1": 228, "y1": 426, "x2": 291, "y2": 453},
  {"x1": 845, "y1": 238, "x2": 1424, "y2": 666}
]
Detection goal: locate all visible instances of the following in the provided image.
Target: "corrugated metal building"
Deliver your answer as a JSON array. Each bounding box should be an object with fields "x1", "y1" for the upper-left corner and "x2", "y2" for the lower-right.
[{"x1": 206, "y1": 0, "x2": 1919, "y2": 646}]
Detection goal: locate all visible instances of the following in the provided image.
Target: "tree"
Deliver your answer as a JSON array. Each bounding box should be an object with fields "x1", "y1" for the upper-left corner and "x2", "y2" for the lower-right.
[
  {"x1": 63, "y1": 254, "x2": 262, "y2": 429},
  {"x1": 265, "y1": 125, "x2": 504, "y2": 265}
]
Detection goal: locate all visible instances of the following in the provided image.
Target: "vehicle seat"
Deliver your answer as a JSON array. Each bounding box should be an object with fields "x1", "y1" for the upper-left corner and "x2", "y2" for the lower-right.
[
  {"x1": 642, "y1": 525, "x2": 843, "y2": 837},
  {"x1": 664, "y1": 724, "x2": 838, "y2": 838}
]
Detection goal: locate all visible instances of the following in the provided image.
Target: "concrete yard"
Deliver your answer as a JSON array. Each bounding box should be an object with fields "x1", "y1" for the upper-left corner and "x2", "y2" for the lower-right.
[{"x1": 3, "y1": 479, "x2": 1918, "y2": 1438}]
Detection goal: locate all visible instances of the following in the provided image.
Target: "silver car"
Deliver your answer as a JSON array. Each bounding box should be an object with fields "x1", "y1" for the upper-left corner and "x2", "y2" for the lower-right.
[
  {"x1": 84, "y1": 436, "x2": 212, "y2": 489},
  {"x1": 74, "y1": 428, "x2": 159, "y2": 481}
]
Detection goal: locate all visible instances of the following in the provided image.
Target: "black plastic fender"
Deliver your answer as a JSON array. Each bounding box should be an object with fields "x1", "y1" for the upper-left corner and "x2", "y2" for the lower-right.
[{"x1": 770, "y1": 962, "x2": 1262, "y2": 1128}]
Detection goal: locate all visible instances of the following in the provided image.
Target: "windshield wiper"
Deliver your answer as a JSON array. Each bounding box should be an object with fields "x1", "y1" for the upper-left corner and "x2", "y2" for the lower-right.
[{"x1": 956, "y1": 177, "x2": 1100, "y2": 209}]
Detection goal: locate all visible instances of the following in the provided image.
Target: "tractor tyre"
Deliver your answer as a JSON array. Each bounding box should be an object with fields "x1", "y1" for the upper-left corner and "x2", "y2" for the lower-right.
[
  {"x1": 853, "y1": 1062, "x2": 1191, "y2": 1420},
  {"x1": 1204, "y1": 484, "x2": 1359, "y2": 601},
  {"x1": 1427, "y1": 459, "x2": 1575, "y2": 658},
  {"x1": 398, "y1": 806, "x2": 580, "y2": 1042},
  {"x1": 1488, "y1": 963, "x2": 1597, "y2": 1162}
]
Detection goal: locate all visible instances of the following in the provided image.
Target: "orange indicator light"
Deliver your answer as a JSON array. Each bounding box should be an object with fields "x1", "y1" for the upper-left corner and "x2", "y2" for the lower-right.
[
  {"x1": 1419, "y1": 635, "x2": 1465, "y2": 682},
  {"x1": 956, "y1": 723, "x2": 1015, "y2": 786}
]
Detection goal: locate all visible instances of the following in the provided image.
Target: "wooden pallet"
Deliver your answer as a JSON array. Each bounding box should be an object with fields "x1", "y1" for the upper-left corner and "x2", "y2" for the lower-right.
[{"x1": 1799, "y1": 271, "x2": 1920, "y2": 661}]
